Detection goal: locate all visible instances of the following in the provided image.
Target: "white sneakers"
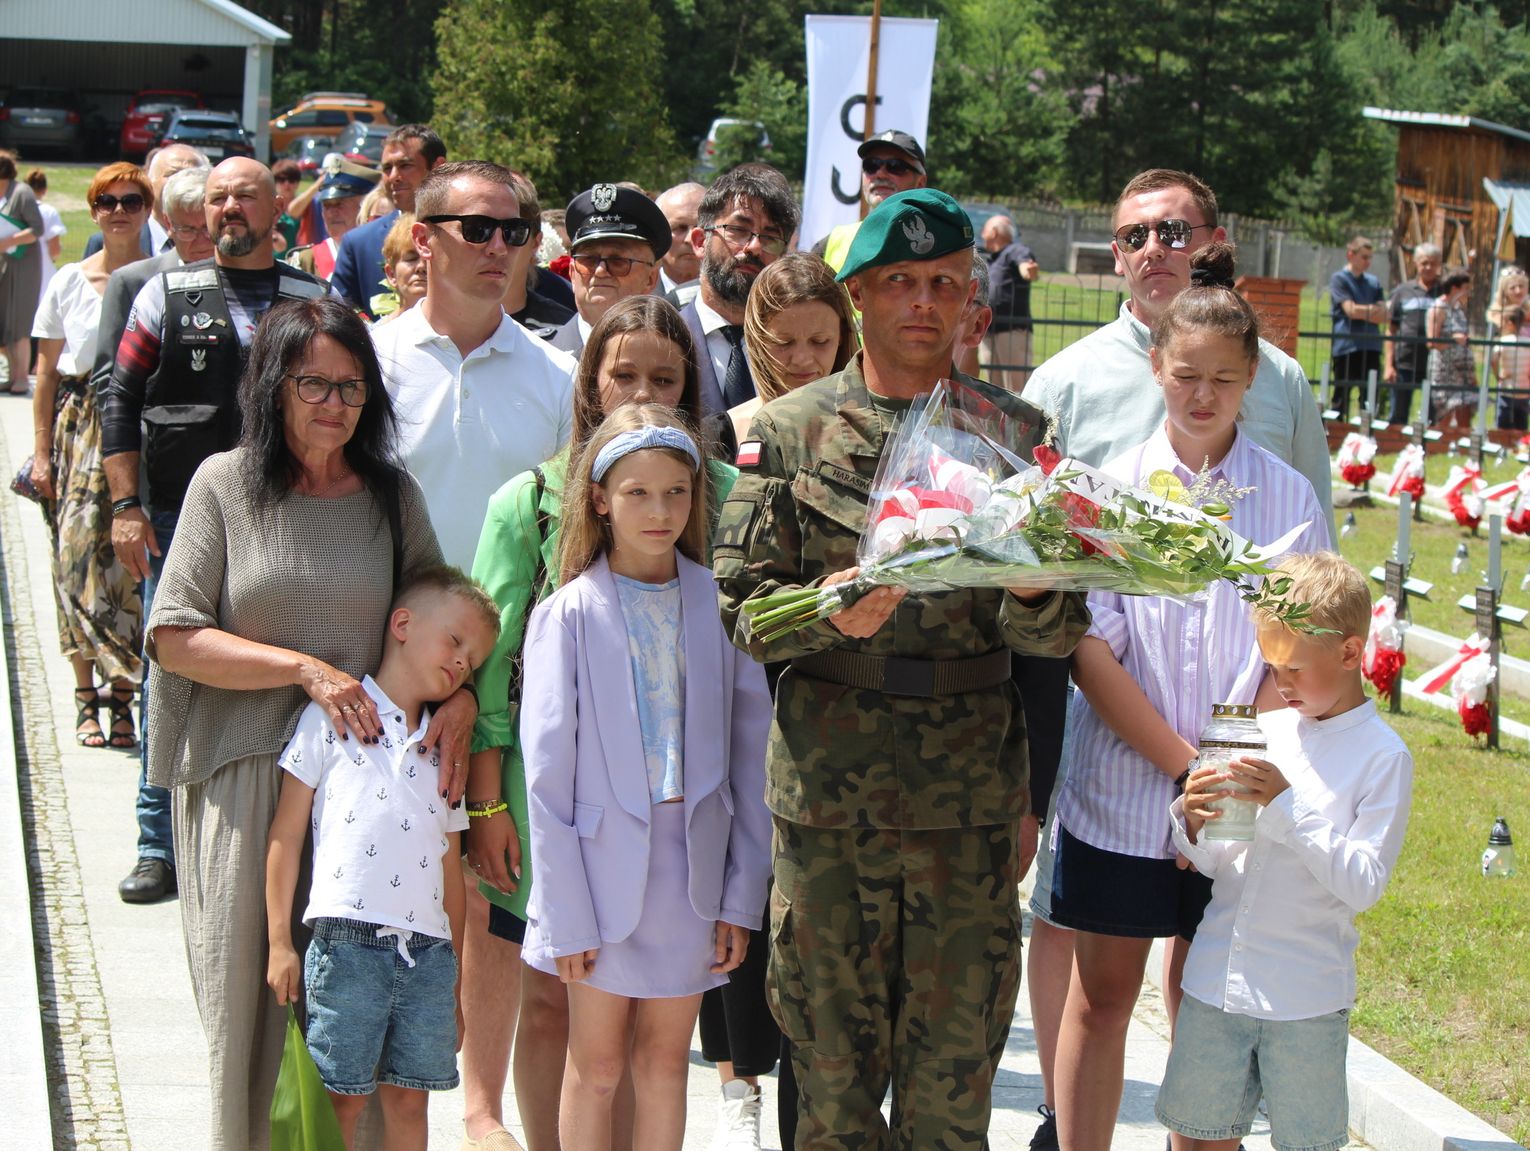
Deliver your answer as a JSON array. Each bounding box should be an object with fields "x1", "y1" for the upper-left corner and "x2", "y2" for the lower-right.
[{"x1": 711, "y1": 1078, "x2": 763, "y2": 1151}]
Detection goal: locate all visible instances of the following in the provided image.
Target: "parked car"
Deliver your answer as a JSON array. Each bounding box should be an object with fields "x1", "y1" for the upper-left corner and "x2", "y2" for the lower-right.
[
  {"x1": 119, "y1": 89, "x2": 203, "y2": 160},
  {"x1": 157, "y1": 110, "x2": 254, "y2": 160},
  {"x1": 0, "y1": 87, "x2": 83, "y2": 157},
  {"x1": 332, "y1": 122, "x2": 390, "y2": 166},
  {"x1": 693, "y1": 118, "x2": 771, "y2": 179},
  {"x1": 268, "y1": 92, "x2": 392, "y2": 154},
  {"x1": 283, "y1": 135, "x2": 331, "y2": 178}
]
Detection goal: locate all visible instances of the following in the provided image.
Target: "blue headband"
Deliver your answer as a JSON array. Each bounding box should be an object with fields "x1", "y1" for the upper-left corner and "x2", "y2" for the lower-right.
[{"x1": 591, "y1": 425, "x2": 702, "y2": 483}]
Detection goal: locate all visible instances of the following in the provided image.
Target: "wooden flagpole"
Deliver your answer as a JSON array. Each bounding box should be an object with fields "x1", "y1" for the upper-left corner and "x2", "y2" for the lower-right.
[{"x1": 860, "y1": 0, "x2": 883, "y2": 220}]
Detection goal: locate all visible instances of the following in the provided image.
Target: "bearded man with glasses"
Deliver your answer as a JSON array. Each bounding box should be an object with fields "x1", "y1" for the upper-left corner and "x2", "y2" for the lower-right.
[
  {"x1": 548, "y1": 183, "x2": 672, "y2": 357},
  {"x1": 1014, "y1": 166, "x2": 1333, "y2": 1151},
  {"x1": 678, "y1": 162, "x2": 800, "y2": 419}
]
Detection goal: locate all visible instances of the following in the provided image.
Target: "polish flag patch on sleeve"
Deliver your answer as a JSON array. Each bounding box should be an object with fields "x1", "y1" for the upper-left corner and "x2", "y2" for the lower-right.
[{"x1": 736, "y1": 441, "x2": 763, "y2": 468}]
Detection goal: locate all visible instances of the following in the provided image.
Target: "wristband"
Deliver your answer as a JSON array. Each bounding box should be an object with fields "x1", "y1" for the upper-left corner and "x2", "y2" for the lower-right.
[
  {"x1": 111, "y1": 496, "x2": 143, "y2": 516},
  {"x1": 465, "y1": 799, "x2": 508, "y2": 818},
  {"x1": 1174, "y1": 766, "x2": 1192, "y2": 792}
]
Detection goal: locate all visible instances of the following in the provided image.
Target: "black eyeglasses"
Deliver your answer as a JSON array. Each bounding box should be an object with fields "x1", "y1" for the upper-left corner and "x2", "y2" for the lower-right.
[
  {"x1": 95, "y1": 193, "x2": 147, "y2": 214},
  {"x1": 287, "y1": 374, "x2": 369, "y2": 408},
  {"x1": 1112, "y1": 219, "x2": 1212, "y2": 253},
  {"x1": 569, "y1": 253, "x2": 655, "y2": 277},
  {"x1": 862, "y1": 157, "x2": 921, "y2": 178},
  {"x1": 422, "y1": 214, "x2": 532, "y2": 247},
  {"x1": 704, "y1": 223, "x2": 787, "y2": 257}
]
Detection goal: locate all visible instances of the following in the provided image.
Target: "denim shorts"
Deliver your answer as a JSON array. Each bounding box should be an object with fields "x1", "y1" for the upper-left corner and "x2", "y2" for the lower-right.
[
  {"x1": 304, "y1": 918, "x2": 460, "y2": 1095},
  {"x1": 1156, "y1": 992, "x2": 1351, "y2": 1151}
]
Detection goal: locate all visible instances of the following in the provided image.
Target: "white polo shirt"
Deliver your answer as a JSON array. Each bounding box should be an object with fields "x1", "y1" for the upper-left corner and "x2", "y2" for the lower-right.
[{"x1": 374, "y1": 304, "x2": 576, "y2": 568}]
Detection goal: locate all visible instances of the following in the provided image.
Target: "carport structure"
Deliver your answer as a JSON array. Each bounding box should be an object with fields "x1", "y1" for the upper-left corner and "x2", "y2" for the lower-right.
[{"x1": 1, "y1": 0, "x2": 289, "y2": 159}]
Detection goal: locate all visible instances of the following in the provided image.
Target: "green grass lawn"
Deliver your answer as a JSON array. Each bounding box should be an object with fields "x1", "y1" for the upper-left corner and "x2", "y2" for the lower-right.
[{"x1": 1354, "y1": 705, "x2": 1530, "y2": 1145}]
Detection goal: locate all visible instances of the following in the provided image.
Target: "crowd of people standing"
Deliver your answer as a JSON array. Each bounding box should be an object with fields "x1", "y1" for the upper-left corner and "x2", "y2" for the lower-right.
[{"x1": 4, "y1": 125, "x2": 1415, "y2": 1151}]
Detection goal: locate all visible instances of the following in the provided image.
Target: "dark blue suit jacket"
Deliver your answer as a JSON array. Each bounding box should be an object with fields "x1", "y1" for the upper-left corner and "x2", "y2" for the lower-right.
[{"x1": 330, "y1": 209, "x2": 399, "y2": 317}]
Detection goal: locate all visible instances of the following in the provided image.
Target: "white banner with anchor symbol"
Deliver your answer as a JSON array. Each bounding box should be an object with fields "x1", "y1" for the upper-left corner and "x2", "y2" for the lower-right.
[{"x1": 799, "y1": 14, "x2": 939, "y2": 252}]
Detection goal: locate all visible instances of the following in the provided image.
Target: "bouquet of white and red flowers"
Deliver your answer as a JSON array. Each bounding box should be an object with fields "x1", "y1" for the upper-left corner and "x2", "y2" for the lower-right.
[{"x1": 742, "y1": 379, "x2": 1313, "y2": 642}]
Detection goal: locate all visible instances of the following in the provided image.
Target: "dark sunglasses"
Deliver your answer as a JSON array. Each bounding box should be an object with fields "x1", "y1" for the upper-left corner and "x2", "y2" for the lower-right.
[
  {"x1": 1112, "y1": 218, "x2": 1212, "y2": 253},
  {"x1": 287, "y1": 374, "x2": 369, "y2": 408},
  {"x1": 422, "y1": 214, "x2": 532, "y2": 247},
  {"x1": 94, "y1": 193, "x2": 147, "y2": 214},
  {"x1": 862, "y1": 157, "x2": 921, "y2": 178}
]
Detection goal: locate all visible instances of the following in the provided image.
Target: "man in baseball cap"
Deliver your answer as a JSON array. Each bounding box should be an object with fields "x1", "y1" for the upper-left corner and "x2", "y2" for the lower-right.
[
  {"x1": 548, "y1": 182, "x2": 671, "y2": 355},
  {"x1": 815, "y1": 128, "x2": 930, "y2": 272}
]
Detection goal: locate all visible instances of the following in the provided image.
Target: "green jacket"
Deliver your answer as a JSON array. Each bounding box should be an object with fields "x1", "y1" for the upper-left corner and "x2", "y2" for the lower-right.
[
  {"x1": 468, "y1": 446, "x2": 737, "y2": 914},
  {"x1": 713, "y1": 355, "x2": 1090, "y2": 830}
]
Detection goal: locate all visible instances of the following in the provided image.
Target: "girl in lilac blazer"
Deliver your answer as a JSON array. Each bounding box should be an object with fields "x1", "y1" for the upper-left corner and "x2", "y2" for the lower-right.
[{"x1": 519, "y1": 407, "x2": 771, "y2": 1149}]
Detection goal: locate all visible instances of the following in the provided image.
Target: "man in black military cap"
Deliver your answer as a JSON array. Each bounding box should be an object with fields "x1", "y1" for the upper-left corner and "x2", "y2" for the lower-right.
[
  {"x1": 814, "y1": 129, "x2": 930, "y2": 271},
  {"x1": 547, "y1": 182, "x2": 671, "y2": 355}
]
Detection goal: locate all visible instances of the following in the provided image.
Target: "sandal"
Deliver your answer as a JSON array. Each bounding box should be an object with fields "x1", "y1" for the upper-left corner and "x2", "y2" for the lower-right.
[
  {"x1": 75, "y1": 687, "x2": 106, "y2": 748},
  {"x1": 106, "y1": 685, "x2": 138, "y2": 750}
]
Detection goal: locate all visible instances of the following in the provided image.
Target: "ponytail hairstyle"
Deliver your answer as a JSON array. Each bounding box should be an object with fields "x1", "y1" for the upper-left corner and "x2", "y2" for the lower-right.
[
  {"x1": 558, "y1": 403, "x2": 710, "y2": 584},
  {"x1": 1151, "y1": 241, "x2": 1260, "y2": 364}
]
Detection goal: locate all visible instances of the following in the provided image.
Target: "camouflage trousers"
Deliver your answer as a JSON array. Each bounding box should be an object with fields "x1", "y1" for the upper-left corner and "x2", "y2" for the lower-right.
[{"x1": 769, "y1": 817, "x2": 1021, "y2": 1151}]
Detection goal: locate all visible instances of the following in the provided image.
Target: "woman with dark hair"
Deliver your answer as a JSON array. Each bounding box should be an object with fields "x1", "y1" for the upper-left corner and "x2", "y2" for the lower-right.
[
  {"x1": 144, "y1": 296, "x2": 461, "y2": 1151},
  {"x1": 31, "y1": 161, "x2": 154, "y2": 747},
  {"x1": 454, "y1": 293, "x2": 732, "y2": 1151},
  {"x1": 0, "y1": 148, "x2": 46, "y2": 391}
]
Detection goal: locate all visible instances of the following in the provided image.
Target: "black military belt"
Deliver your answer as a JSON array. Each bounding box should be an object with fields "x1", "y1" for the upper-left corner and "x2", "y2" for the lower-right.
[{"x1": 791, "y1": 649, "x2": 1012, "y2": 698}]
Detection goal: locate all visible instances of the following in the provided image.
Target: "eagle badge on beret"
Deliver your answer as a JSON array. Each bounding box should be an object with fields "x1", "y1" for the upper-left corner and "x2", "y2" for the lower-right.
[
  {"x1": 591, "y1": 183, "x2": 618, "y2": 212},
  {"x1": 902, "y1": 216, "x2": 935, "y2": 255}
]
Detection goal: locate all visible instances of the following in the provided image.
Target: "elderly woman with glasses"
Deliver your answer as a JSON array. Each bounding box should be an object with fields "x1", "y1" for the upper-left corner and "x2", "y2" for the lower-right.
[
  {"x1": 31, "y1": 162, "x2": 155, "y2": 748},
  {"x1": 144, "y1": 297, "x2": 465, "y2": 1151}
]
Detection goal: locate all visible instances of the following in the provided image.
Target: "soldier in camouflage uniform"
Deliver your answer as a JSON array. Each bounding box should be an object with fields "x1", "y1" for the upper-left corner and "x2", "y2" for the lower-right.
[{"x1": 714, "y1": 188, "x2": 1090, "y2": 1150}]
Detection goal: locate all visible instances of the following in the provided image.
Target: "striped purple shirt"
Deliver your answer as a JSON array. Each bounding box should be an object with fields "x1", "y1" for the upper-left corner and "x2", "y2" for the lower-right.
[{"x1": 1055, "y1": 424, "x2": 1332, "y2": 860}]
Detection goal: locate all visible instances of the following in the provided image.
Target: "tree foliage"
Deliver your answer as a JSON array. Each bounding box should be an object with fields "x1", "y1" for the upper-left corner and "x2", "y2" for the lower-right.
[
  {"x1": 259, "y1": 0, "x2": 1530, "y2": 235},
  {"x1": 431, "y1": 0, "x2": 680, "y2": 203}
]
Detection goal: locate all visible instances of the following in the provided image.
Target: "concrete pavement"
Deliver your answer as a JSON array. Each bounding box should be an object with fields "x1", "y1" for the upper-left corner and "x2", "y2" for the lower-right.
[{"x1": 0, "y1": 383, "x2": 1512, "y2": 1150}]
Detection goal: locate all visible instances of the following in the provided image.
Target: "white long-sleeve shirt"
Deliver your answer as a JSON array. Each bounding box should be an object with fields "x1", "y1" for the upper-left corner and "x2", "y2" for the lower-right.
[{"x1": 1170, "y1": 700, "x2": 1413, "y2": 1020}]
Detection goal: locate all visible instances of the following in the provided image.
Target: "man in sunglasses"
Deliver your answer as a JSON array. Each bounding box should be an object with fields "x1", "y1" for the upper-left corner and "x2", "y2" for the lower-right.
[
  {"x1": 680, "y1": 162, "x2": 800, "y2": 417},
  {"x1": 1017, "y1": 166, "x2": 1333, "y2": 1151},
  {"x1": 547, "y1": 183, "x2": 671, "y2": 356},
  {"x1": 814, "y1": 129, "x2": 929, "y2": 272},
  {"x1": 371, "y1": 159, "x2": 576, "y2": 569}
]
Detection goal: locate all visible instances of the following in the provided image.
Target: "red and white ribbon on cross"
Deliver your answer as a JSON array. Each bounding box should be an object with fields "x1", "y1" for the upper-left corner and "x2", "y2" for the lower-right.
[
  {"x1": 1417, "y1": 632, "x2": 1490, "y2": 695},
  {"x1": 1386, "y1": 443, "x2": 1427, "y2": 497},
  {"x1": 1443, "y1": 463, "x2": 1485, "y2": 527},
  {"x1": 1363, "y1": 595, "x2": 1407, "y2": 696},
  {"x1": 1337, "y1": 431, "x2": 1378, "y2": 486}
]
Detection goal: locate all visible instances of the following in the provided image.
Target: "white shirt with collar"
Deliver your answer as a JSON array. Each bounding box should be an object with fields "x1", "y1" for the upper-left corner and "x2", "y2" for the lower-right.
[
  {"x1": 693, "y1": 293, "x2": 749, "y2": 387},
  {"x1": 373, "y1": 304, "x2": 576, "y2": 568},
  {"x1": 280, "y1": 676, "x2": 471, "y2": 941},
  {"x1": 576, "y1": 313, "x2": 593, "y2": 345},
  {"x1": 1025, "y1": 300, "x2": 1334, "y2": 533},
  {"x1": 1170, "y1": 700, "x2": 1412, "y2": 1020}
]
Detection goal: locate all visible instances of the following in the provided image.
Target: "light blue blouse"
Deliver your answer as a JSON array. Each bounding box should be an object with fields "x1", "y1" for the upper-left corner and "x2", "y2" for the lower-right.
[{"x1": 613, "y1": 573, "x2": 686, "y2": 803}]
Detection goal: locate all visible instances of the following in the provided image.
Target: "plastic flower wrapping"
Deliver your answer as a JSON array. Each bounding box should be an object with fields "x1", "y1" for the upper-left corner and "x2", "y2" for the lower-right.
[
  {"x1": 1484, "y1": 467, "x2": 1530, "y2": 535},
  {"x1": 1336, "y1": 431, "x2": 1377, "y2": 488},
  {"x1": 1386, "y1": 444, "x2": 1426, "y2": 501},
  {"x1": 1418, "y1": 633, "x2": 1495, "y2": 738},
  {"x1": 1443, "y1": 463, "x2": 1485, "y2": 529},
  {"x1": 741, "y1": 378, "x2": 1313, "y2": 643}
]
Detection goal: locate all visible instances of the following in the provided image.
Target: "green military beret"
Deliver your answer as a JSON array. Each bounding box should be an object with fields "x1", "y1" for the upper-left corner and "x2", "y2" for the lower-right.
[{"x1": 836, "y1": 188, "x2": 975, "y2": 282}]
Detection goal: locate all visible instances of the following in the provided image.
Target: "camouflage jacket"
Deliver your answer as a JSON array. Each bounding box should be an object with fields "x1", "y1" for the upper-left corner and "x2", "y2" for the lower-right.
[{"x1": 714, "y1": 355, "x2": 1090, "y2": 830}]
